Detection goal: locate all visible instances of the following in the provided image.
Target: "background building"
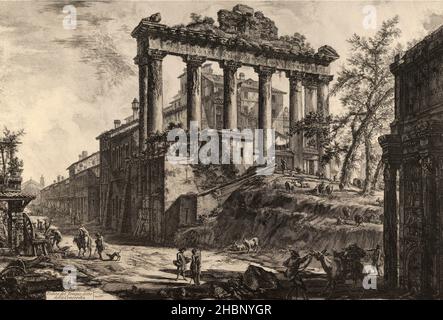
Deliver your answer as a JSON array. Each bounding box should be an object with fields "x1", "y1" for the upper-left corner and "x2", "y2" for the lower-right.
[
  {"x1": 163, "y1": 63, "x2": 289, "y2": 134},
  {"x1": 97, "y1": 99, "x2": 139, "y2": 233},
  {"x1": 40, "y1": 151, "x2": 100, "y2": 225}
]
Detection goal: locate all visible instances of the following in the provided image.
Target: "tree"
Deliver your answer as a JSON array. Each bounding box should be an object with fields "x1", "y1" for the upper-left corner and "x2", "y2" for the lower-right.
[
  {"x1": 290, "y1": 111, "x2": 348, "y2": 171},
  {"x1": 331, "y1": 16, "x2": 401, "y2": 192},
  {"x1": 0, "y1": 127, "x2": 25, "y2": 181}
]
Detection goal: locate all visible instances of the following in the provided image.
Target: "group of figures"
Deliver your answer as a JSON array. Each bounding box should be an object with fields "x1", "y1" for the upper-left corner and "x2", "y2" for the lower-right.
[
  {"x1": 72, "y1": 226, "x2": 121, "y2": 261},
  {"x1": 174, "y1": 247, "x2": 202, "y2": 285},
  {"x1": 284, "y1": 243, "x2": 382, "y2": 299}
]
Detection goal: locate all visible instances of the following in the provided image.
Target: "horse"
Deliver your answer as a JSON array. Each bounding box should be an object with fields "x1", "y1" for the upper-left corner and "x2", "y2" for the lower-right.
[
  {"x1": 73, "y1": 234, "x2": 92, "y2": 258},
  {"x1": 311, "y1": 249, "x2": 364, "y2": 296}
]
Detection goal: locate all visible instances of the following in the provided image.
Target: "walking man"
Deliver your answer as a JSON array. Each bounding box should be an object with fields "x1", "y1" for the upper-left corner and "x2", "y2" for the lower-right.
[
  {"x1": 50, "y1": 229, "x2": 63, "y2": 249},
  {"x1": 284, "y1": 249, "x2": 312, "y2": 300},
  {"x1": 95, "y1": 232, "x2": 105, "y2": 260},
  {"x1": 174, "y1": 248, "x2": 188, "y2": 281}
]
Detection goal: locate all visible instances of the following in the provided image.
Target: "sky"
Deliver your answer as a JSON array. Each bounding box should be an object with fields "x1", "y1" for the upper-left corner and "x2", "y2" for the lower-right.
[{"x1": 1, "y1": 0, "x2": 442, "y2": 183}]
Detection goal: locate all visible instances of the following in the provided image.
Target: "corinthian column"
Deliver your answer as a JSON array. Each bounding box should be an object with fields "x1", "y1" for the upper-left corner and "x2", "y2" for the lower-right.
[
  {"x1": 317, "y1": 75, "x2": 333, "y2": 177},
  {"x1": 136, "y1": 55, "x2": 149, "y2": 152},
  {"x1": 184, "y1": 55, "x2": 206, "y2": 130},
  {"x1": 317, "y1": 75, "x2": 333, "y2": 116},
  {"x1": 303, "y1": 74, "x2": 318, "y2": 114},
  {"x1": 383, "y1": 162, "x2": 399, "y2": 290},
  {"x1": 147, "y1": 50, "x2": 166, "y2": 134},
  {"x1": 219, "y1": 60, "x2": 242, "y2": 129},
  {"x1": 286, "y1": 70, "x2": 304, "y2": 169},
  {"x1": 254, "y1": 66, "x2": 275, "y2": 130},
  {"x1": 420, "y1": 155, "x2": 438, "y2": 297}
]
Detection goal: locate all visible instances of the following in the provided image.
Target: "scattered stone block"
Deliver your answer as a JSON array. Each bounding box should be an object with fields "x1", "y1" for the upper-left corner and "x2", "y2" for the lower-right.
[{"x1": 242, "y1": 265, "x2": 278, "y2": 291}]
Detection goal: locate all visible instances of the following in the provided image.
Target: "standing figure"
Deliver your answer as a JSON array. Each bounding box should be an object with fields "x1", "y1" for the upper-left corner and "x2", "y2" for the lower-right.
[
  {"x1": 367, "y1": 244, "x2": 382, "y2": 276},
  {"x1": 284, "y1": 250, "x2": 313, "y2": 300},
  {"x1": 174, "y1": 248, "x2": 188, "y2": 281},
  {"x1": 50, "y1": 229, "x2": 63, "y2": 249},
  {"x1": 190, "y1": 248, "x2": 202, "y2": 285},
  {"x1": 281, "y1": 158, "x2": 287, "y2": 175},
  {"x1": 78, "y1": 225, "x2": 89, "y2": 239},
  {"x1": 95, "y1": 232, "x2": 105, "y2": 260}
]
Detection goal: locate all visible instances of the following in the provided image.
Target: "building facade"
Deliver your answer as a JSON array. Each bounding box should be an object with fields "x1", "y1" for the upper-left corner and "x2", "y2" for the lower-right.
[
  {"x1": 40, "y1": 151, "x2": 100, "y2": 224},
  {"x1": 97, "y1": 102, "x2": 140, "y2": 233},
  {"x1": 163, "y1": 64, "x2": 288, "y2": 134},
  {"x1": 380, "y1": 25, "x2": 443, "y2": 297}
]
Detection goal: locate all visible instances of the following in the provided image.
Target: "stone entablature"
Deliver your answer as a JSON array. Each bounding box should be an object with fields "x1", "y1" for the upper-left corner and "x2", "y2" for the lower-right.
[
  {"x1": 132, "y1": 6, "x2": 339, "y2": 71},
  {"x1": 390, "y1": 26, "x2": 443, "y2": 124}
]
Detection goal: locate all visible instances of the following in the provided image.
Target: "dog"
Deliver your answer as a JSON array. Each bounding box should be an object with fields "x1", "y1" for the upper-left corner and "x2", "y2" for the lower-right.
[{"x1": 106, "y1": 251, "x2": 121, "y2": 261}]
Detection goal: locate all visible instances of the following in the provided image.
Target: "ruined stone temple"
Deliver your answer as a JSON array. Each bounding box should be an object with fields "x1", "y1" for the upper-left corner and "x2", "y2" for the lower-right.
[
  {"x1": 103, "y1": 4, "x2": 339, "y2": 243},
  {"x1": 132, "y1": 4, "x2": 339, "y2": 171},
  {"x1": 380, "y1": 25, "x2": 443, "y2": 297}
]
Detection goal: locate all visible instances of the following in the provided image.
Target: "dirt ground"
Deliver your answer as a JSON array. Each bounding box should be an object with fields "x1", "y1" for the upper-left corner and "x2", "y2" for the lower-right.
[{"x1": 0, "y1": 232, "x2": 404, "y2": 300}]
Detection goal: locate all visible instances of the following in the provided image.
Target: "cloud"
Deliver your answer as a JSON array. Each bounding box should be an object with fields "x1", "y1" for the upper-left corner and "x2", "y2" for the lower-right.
[
  {"x1": 53, "y1": 32, "x2": 136, "y2": 94},
  {"x1": 423, "y1": 13, "x2": 443, "y2": 32},
  {"x1": 2, "y1": 0, "x2": 443, "y2": 183}
]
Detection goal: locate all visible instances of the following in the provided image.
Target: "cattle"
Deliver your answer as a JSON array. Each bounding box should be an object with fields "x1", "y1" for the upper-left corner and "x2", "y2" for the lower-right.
[
  {"x1": 343, "y1": 207, "x2": 351, "y2": 219},
  {"x1": 230, "y1": 241, "x2": 248, "y2": 252},
  {"x1": 243, "y1": 237, "x2": 259, "y2": 253},
  {"x1": 285, "y1": 181, "x2": 291, "y2": 191},
  {"x1": 354, "y1": 214, "x2": 363, "y2": 227},
  {"x1": 326, "y1": 184, "x2": 334, "y2": 195},
  {"x1": 285, "y1": 181, "x2": 297, "y2": 192},
  {"x1": 317, "y1": 182, "x2": 326, "y2": 194}
]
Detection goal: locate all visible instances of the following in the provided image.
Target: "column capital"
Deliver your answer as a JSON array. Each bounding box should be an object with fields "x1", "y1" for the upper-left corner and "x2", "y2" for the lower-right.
[
  {"x1": 219, "y1": 60, "x2": 242, "y2": 72},
  {"x1": 302, "y1": 73, "x2": 319, "y2": 88},
  {"x1": 183, "y1": 55, "x2": 206, "y2": 67},
  {"x1": 285, "y1": 70, "x2": 305, "y2": 81},
  {"x1": 318, "y1": 74, "x2": 334, "y2": 85},
  {"x1": 146, "y1": 49, "x2": 167, "y2": 60},
  {"x1": 253, "y1": 65, "x2": 275, "y2": 78}
]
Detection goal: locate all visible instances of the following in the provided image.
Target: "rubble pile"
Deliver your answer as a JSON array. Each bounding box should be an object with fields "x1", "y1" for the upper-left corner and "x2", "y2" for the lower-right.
[
  {"x1": 157, "y1": 265, "x2": 282, "y2": 300},
  {"x1": 0, "y1": 256, "x2": 64, "y2": 299},
  {"x1": 217, "y1": 4, "x2": 278, "y2": 41},
  {"x1": 174, "y1": 4, "x2": 319, "y2": 55}
]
